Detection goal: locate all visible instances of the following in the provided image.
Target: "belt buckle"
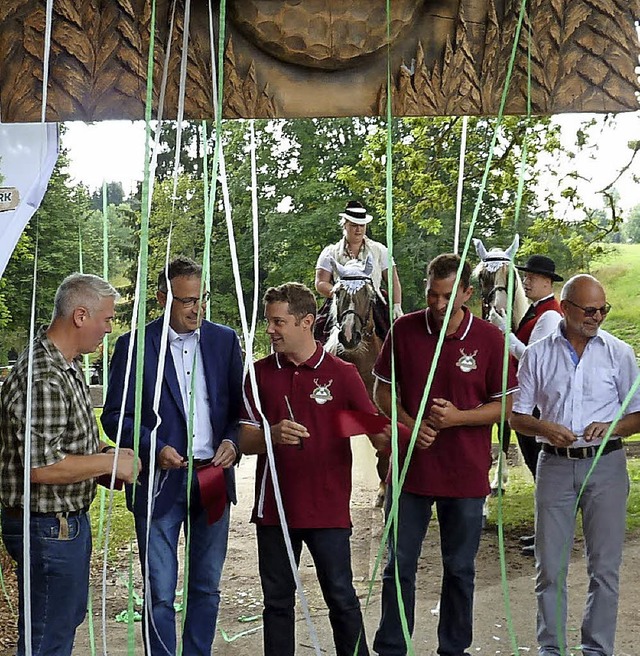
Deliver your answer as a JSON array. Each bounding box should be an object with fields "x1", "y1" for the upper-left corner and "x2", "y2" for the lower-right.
[{"x1": 566, "y1": 447, "x2": 582, "y2": 460}]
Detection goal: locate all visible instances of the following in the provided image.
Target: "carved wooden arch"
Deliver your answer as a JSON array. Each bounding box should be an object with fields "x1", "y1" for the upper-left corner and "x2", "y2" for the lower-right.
[{"x1": 0, "y1": 0, "x2": 638, "y2": 122}]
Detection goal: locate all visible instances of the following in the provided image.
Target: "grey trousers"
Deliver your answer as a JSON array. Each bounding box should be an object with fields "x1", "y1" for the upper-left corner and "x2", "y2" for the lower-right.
[{"x1": 535, "y1": 448, "x2": 629, "y2": 656}]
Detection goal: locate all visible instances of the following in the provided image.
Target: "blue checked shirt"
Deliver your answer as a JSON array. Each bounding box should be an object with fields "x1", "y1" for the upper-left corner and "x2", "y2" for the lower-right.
[{"x1": 0, "y1": 328, "x2": 99, "y2": 513}]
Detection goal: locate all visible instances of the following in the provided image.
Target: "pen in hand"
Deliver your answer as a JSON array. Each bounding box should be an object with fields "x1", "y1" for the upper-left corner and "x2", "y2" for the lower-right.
[{"x1": 284, "y1": 395, "x2": 304, "y2": 450}]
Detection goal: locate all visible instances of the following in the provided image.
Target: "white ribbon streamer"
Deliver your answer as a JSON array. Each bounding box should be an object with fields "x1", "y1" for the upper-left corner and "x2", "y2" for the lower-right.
[
  {"x1": 41, "y1": 0, "x2": 54, "y2": 121},
  {"x1": 453, "y1": 115, "x2": 468, "y2": 254},
  {"x1": 21, "y1": 242, "x2": 39, "y2": 656}
]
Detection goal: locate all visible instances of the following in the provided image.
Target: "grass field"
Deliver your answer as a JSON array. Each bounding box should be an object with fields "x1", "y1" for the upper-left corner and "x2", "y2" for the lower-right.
[{"x1": 591, "y1": 242, "x2": 640, "y2": 354}]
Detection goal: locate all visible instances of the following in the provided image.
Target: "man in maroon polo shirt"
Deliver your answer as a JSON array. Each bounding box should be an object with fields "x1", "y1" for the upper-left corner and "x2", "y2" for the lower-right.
[
  {"x1": 372, "y1": 254, "x2": 518, "y2": 656},
  {"x1": 239, "y1": 282, "x2": 385, "y2": 656}
]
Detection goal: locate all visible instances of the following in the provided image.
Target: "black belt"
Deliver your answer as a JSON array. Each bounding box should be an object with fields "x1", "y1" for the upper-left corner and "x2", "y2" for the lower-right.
[
  {"x1": 193, "y1": 457, "x2": 214, "y2": 468},
  {"x1": 1, "y1": 507, "x2": 88, "y2": 519},
  {"x1": 542, "y1": 440, "x2": 622, "y2": 460}
]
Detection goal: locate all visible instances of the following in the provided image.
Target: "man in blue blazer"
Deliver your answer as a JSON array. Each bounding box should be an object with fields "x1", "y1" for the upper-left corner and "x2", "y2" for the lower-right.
[{"x1": 102, "y1": 256, "x2": 243, "y2": 655}]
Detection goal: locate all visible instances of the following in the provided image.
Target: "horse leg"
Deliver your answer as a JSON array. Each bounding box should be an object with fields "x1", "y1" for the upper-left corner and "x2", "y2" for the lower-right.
[
  {"x1": 490, "y1": 421, "x2": 510, "y2": 493},
  {"x1": 374, "y1": 451, "x2": 389, "y2": 508}
]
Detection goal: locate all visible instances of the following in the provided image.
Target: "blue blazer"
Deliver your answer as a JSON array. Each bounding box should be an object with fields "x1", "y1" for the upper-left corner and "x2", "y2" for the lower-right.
[{"x1": 101, "y1": 317, "x2": 243, "y2": 518}]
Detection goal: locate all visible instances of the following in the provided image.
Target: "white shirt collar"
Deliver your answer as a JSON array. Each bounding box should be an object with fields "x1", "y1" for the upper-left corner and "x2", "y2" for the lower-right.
[
  {"x1": 168, "y1": 326, "x2": 200, "y2": 343},
  {"x1": 532, "y1": 293, "x2": 554, "y2": 307},
  {"x1": 550, "y1": 320, "x2": 605, "y2": 345}
]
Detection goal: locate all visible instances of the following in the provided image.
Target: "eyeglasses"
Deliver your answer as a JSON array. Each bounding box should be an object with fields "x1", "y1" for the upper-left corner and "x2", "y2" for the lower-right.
[
  {"x1": 172, "y1": 291, "x2": 210, "y2": 308},
  {"x1": 564, "y1": 299, "x2": 611, "y2": 317}
]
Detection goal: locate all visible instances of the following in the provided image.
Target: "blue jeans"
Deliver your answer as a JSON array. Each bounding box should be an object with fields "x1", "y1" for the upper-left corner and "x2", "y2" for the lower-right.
[
  {"x1": 257, "y1": 525, "x2": 369, "y2": 656},
  {"x1": 134, "y1": 489, "x2": 230, "y2": 656},
  {"x1": 373, "y1": 492, "x2": 484, "y2": 656},
  {"x1": 1, "y1": 510, "x2": 92, "y2": 656}
]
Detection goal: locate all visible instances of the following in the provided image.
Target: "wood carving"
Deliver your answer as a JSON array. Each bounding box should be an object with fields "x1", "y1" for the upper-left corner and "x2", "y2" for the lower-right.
[{"x1": 0, "y1": 0, "x2": 638, "y2": 122}]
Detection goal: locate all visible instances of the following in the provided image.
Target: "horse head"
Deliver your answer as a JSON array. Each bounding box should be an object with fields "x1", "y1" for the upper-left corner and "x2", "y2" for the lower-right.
[
  {"x1": 329, "y1": 256, "x2": 377, "y2": 351},
  {"x1": 472, "y1": 235, "x2": 527, "y2": 326}
]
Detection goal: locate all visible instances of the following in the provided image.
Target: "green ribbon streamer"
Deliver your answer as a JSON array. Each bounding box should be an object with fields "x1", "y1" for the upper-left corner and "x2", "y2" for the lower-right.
[
  {"x1": 366, "y1": 1, "x2": 531, "y2": 654},
  {"x1": 126, "y1": 1, "x2": 157, "y2": 653},
  {"x1": 493, "y1": 14, "x2": 534, "y2": 656}
]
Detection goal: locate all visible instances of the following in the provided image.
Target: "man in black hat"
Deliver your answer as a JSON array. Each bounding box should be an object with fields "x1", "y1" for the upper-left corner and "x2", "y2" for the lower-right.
[{"x1": 489, "y1": 254, "x2": 563, "y2": 553}]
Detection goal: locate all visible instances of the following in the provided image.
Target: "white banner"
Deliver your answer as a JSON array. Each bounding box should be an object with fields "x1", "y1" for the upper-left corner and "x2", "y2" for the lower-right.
[{"x1": 0, "y1": 123, "x2": 59, "y2": 278}]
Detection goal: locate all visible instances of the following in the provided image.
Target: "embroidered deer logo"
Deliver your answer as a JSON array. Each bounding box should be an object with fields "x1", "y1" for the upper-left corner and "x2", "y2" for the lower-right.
[
  {"x1": 456, "y1": 349, "x2": 478, "y2": 373},
  {"x1": 310, "y1": 379, "x2": 334, "y2": 405}
]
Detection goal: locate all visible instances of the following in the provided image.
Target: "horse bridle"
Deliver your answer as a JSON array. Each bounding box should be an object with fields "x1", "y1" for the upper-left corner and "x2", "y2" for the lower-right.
[
  {"x1": 336, "y1": 275, "x2": 375, "y2": 338},
  {"x1": 479, "y1": 257, "x2": 520, "y2": 320}
]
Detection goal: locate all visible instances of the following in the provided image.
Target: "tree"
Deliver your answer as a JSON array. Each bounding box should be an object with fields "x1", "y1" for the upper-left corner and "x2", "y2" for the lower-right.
[
  {"x1": 337, "y1": 116, "x2": 561, "y2": 309},
  {"x1": 621, "y1": 204, "x2": 640, "y2": 243},
  {"x1": 0, "y1": 148, "x2": 105, "y2": 358},
  {"x1": 91, "y1": 181, "x2": 125, "y2": 209}
]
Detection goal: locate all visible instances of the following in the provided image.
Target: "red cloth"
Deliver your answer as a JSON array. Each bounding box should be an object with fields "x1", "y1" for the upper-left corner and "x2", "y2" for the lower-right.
[
  {"x1": 374, "y1": 308, "x2": 518, "y2": 498},
  {"x1": 333, "y1": 409, "x2": 412, "y2": 451},
  {"x1": 196, "y1": 463, "x2": 227, "y2": 525}
]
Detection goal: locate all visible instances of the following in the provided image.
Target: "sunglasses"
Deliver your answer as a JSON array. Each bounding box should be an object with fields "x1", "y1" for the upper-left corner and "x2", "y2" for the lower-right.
[{"x1": 564, "y1": 299, "x2": 611, "y2": 317}]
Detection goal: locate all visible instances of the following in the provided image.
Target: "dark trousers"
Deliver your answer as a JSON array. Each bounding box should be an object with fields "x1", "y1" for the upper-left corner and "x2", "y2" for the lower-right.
[
  {"x1": 516, "y1": 407, "x2": 542, "y2": 480},
  {"x1": 256, "y1": 525, "x2": 368, "y2": 656},
  {"x1": 373, "y1": 492, "x2": 484, "y2": 656},
  {"x1": 516, "y1": 431, "x2": 542, "y2": 479}
]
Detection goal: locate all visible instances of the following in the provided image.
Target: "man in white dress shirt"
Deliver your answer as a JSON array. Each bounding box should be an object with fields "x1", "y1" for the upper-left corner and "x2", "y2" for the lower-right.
[
  {"x1": 511, "y1": 274, "x2": 640, "y2": 656},
  {"x1": 103, "y1": 257, "x2": 243, "y2": 655}
]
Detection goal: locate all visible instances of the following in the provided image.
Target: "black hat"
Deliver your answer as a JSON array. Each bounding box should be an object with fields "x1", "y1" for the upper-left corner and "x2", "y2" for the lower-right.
[
  {"x1": 515, "y1": 255, "x2": 563, "y2": 282},
  {"x1": 339, "y1": 200, "x2": 372, "y2": 225}
]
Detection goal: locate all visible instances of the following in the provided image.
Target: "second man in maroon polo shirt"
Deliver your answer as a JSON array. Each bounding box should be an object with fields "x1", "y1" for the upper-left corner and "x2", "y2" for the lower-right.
[
  {"x1": 372, "y1": 253, "x2": 518, "y2": 656},
  {"x1": 239, "y1": 282, "x2": 385, "y2": 656}
]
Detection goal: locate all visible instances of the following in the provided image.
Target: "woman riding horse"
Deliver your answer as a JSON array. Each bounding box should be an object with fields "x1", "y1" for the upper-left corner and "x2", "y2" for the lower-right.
[{"x1": 314, "y1": 200, "x2": 403, "y2": 343}]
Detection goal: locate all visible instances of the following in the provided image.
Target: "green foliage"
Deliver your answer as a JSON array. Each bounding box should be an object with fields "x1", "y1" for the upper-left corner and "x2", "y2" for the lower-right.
[
  {"x1": 621, "y1": 204, "x2": 640, "y2": 243},
  {"x1": 336, "y1": 116, "x2": 561, "y2": 309},
  {"x1": 91, "y1": 182, "x2": 126, "y2": 209},
  {"x1": 0, "y1": 147, "x2": 134, "y2": 361},
  {"x1": 591, "y1": 243, "x2": 640, "y2": 354},
  {"x1": 0, "y1": 115, "x2": 630, "y2": 353},
  {"x1": 519, "y1": 212, "x2": 617, "y2": 275}
]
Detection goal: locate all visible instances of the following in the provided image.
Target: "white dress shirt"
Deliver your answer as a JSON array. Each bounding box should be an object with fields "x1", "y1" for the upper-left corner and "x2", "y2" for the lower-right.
[
  {"x1": 513, "y1": 322, "x2": 640, "y2": 447},
  {"x1": 168, "y1": 327, "x2": 215, "y2": 459},
  {"x1": 509, "y1": 294, "x2": 562, "y2": 360}
]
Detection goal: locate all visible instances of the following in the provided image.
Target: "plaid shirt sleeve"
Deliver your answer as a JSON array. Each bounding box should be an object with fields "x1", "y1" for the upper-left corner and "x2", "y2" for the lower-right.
[{"x1": 29, "y1": 377, "x2": 71, "y2": 468}]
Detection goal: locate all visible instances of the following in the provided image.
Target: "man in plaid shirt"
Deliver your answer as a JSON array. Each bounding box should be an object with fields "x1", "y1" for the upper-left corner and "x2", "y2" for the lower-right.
[{"x1": 0, "y1": 273, "x2": 139, "y2": 656}]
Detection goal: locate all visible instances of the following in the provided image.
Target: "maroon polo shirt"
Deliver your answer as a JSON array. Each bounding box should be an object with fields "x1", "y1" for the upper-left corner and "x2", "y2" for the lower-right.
[
  {"x1": 241, "y1": 343, "x2": 377, "y2": 529},
  {"x1": 373, "y1": 307, "x2": 518, "y2": 498}
]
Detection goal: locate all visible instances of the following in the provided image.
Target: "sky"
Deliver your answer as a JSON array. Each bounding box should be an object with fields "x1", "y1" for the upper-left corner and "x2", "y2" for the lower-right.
[{"x1": 62, "y1": 112, "x2": 640, "y2": 215}]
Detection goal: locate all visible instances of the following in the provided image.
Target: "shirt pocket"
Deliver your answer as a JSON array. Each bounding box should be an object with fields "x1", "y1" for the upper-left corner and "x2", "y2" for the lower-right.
[{"x1": 584, "y1": 366, "x2": 617, "y2": 403}]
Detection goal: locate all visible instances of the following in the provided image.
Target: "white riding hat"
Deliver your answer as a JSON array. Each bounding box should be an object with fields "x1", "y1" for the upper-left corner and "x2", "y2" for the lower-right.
[{"x1": 339, "y1": 200, "x2": 373, "y2": 225}]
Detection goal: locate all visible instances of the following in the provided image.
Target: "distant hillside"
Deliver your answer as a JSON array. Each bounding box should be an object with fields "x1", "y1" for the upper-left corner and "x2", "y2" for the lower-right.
[{"x1": 592, "y1": 243, "x2": 640, "y2": 356}]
